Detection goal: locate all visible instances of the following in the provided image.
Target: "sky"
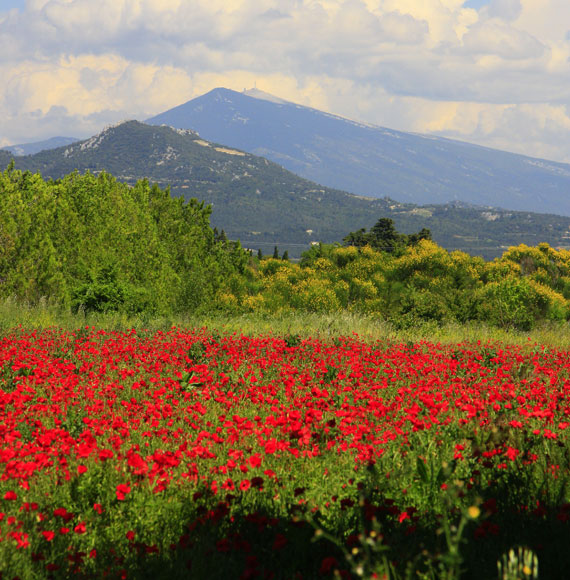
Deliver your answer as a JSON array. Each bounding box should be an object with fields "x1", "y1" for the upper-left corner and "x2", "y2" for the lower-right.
[{"x1": 2, "y1": 0, "x2": 570, "y2": 164}]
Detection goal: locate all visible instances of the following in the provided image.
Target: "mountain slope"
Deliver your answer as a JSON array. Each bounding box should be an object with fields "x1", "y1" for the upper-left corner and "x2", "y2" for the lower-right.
[
  {"x1": 5, "y1": 120, "x2": 570, "y2": 259},
  {"x1": 0, "y1": 150, "x2": 13, "y2": 167},
  {"x1": 147, "y1": 87, "x2": 570, "y2": 216},
  {"x1": 1, "y1": 136, "x2": 78, "y2": 157}
]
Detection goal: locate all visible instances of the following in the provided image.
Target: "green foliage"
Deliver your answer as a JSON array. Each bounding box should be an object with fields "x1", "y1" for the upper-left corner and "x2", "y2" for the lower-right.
[
  {"x1": 71, "y1": 262, "x2": 152, "y2": 314},
  {"x1": 0, "y1": 167, "x2": 248, "y2": 314},
  {"x1": 370, "y1": 217, "x2": 405, "y2": 252},
  {"x1": 478, "y1": 278, "x2": 538, "y2": 331},
  {"x1": 344, "y1": 217, "x2": 432, "y2": 254},
  {"x1": 219, "y1": 239, "x2": 570, "y2": 330},
  {"x1": 4, "y1": 162, "x2": 570, "y2": 331},
  {"x1": 498, "y1": 547, "x2": 539, "y2": 580},
  {"x1": 7, "y1": 121, "x2": 570, "y2": 262}
]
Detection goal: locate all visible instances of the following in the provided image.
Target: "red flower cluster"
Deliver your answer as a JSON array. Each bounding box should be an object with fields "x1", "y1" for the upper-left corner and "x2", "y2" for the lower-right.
[{"x1": 0, "y1": 328, "x2": 568, "y2": 575}]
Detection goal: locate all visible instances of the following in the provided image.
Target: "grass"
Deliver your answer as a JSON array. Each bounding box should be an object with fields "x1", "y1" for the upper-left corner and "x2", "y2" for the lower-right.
[{"x1": 2, "y1": 297, "x2": 570, "y2": 347}]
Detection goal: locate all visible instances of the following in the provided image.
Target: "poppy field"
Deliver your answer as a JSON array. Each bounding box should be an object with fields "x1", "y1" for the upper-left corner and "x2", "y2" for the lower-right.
[{"x1": 0, "y1": 327, "x2": 569, "y2": 579}]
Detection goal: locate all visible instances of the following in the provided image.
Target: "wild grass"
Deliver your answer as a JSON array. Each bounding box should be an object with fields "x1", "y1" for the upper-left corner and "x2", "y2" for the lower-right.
[{"x1": 2, "y1": 297, "x2": 570, "y2": 347}]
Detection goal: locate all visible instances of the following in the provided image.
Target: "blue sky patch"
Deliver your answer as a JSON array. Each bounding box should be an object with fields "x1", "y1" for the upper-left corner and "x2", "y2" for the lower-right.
[
  {"x1": 1, "y1": 0, "x2": 24, "y2": 12},
  {"x1": 464, "y1": 0, "x2": 491, "y2": 9}
]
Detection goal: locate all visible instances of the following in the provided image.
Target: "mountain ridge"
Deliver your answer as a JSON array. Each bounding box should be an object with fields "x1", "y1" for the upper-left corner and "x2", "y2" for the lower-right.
[
  {"x1": 2, "y1": 136, "x2": 78, "y2": 157},
  {"x1": 3, "y1": 119, "x2": 570, "y2": 260},
  {"x1": 146, "y1": 87, "x2": 570, "y2": 216}
]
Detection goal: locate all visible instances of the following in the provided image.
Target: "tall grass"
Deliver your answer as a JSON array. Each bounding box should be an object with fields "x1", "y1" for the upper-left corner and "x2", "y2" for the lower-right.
[{"x1": 2, "y1": 298, "x2": 570, "y2": 347}]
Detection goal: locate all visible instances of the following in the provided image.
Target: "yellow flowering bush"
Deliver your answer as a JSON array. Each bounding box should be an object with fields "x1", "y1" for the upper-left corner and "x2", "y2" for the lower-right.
[
  {"x1": 216, "y1": 291, "x2": 239, "y2": 311},
  {"x1": 295, "y1": 278, "x2": 341, "y2": 312},
  {"x1": 241, "y1": 293, "x2": 266, "y2": 312},
  {"x1": 222, "y1": 240, "x2": 570, "y2": 327}
]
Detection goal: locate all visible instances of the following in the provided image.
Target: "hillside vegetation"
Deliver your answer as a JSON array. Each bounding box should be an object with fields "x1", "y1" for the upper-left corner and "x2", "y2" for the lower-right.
[
  {"x1": 4, "y1": 121, "x2": 570, "y2": 260},
  {"x1": 0, "y1": 164, "x2": 247, "y2": 315},
  {"x1": 2, "y1": 165, "x2": 570, "y2": 331}
]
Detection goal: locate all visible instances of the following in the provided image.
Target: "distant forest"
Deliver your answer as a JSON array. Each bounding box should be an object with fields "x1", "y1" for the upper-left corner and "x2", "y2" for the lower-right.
[
  {"x1": 4, "y1": 120, "x2": 570, "y2": 261},
  {"x1": 2, "y1": 165, "x2": 570, "y2": 330}
]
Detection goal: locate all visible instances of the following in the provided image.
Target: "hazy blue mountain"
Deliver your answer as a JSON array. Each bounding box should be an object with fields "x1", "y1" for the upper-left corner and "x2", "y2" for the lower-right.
[
  {"x1": 0, "y1": 150, "x2": 12, "y2": 167},
  {"x1": 4, "y1": 120, "x2": 570, "y2": 260},
  {"x1": 147, "y1": 87, "x2": 570, "y2": 216},
  {"x1": 1, "y1": 136, "x2": 78, "y2": 156}
]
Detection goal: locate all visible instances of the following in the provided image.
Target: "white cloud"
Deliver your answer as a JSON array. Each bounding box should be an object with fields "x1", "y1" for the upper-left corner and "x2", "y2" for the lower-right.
[
  {"x1": 0, "y1": 0, "x2": 569, "y2": 164},
  {"x1": 461, "y1": 19, "x2": 546, "y2": 60},
  {"x1": 434, "y1": 102, "x2": 570, "y2": 162}
]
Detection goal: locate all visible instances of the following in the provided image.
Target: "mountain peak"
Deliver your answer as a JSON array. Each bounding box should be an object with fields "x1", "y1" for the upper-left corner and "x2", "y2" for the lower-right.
[
  {"x1": 146, "y1": 88, "x2": 570, "y2": 216},
  {"x1": 61, "y1": 120, "x2": 136, "y2": 157},
  {"x1": 242, "y1": 88, "x2": 291, "y2": 105}
]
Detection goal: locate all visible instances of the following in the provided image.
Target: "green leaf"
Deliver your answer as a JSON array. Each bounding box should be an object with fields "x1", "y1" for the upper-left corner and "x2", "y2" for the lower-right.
[
  {"x1": 436, "y1": 466, "x2": 445, "y2": 487},
  {"x1": 416, "y1": 457, "x2": 429, "y2": 484}
]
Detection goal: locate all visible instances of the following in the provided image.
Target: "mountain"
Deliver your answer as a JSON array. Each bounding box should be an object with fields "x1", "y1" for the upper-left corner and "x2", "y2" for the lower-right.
[
  {"x1": 0, "y1": 150, "x2": 12, "y2": 167},
  {"x1": 4, "y1": 120, "x2": 570, "y2": 259},
  {"x1": 1, "y1": 136, "x2": 78, "y2": 156},
  {"x1": 147, "y1": 87, "x2": 570, "y2": 216}
]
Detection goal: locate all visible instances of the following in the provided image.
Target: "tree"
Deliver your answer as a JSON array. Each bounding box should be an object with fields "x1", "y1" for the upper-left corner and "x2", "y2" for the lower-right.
[
  {"x1": 273, "y1": 246, "x2": 279, "y2": 260},
  {"x1": 370, "y1": 218, "x2": 402, "y2": 252},
  {"x1": 342, "y1": 228, "x2": 368, "y2": 247},
  {"x1": 0, "y1": 169, "x2": 250, "y2": 314},
  {"x1": 344, "y1": 218, "x2": 432, "y2": 254},
  {"x1": 407, "y1": 228, "x2": 432, "y2": 246}
]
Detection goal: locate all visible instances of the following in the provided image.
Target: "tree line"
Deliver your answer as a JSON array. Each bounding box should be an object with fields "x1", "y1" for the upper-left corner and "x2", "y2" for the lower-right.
[
  {"x1": 0, "y1": 164, "x2": 248, "y2": 314},
  {"x1": 3, "y1": 165, "x2": 570, "y2": 330}
]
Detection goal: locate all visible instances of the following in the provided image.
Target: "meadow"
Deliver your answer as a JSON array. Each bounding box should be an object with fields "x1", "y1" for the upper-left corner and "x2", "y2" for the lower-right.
[{"x1": 0, "y1": 305, "x2": 569, "y2": 579}]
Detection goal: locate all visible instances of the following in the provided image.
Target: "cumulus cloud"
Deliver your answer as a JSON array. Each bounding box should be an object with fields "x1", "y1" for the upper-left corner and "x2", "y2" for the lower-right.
[
  {"x1": 0, "y1": 0, "x2": 569, "y2": 163},
  {"x1": 434, "y1": 102, "x2": 570, "y2": 162},
  {"x1": 461, "y1": 19, "x2": 547, "y2": 60}
]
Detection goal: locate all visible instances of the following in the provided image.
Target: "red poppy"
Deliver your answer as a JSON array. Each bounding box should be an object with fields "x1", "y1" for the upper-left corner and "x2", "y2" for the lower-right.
[{"x1": 116, "y1": 483, "x2": 131, "y2": 501}]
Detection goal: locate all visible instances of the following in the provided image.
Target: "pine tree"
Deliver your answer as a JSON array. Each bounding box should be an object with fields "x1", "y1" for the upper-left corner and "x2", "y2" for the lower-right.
[{"x1": 370, "y1": 218, "x2": 401, "y2": 252}]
